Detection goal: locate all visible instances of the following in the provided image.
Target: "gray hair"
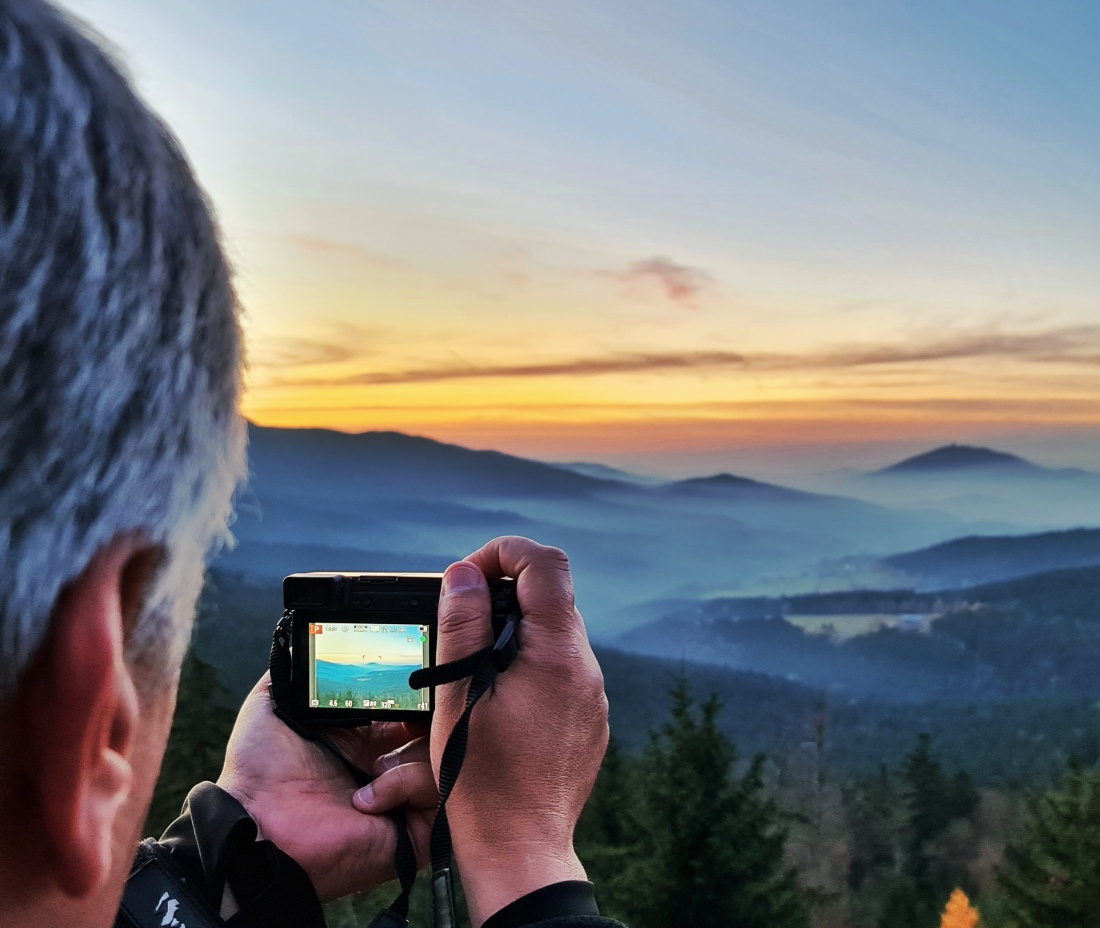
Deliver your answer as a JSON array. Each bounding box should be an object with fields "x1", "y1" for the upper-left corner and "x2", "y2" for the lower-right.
[{"x1": 0, "y1": 0, "x2": 246, "y2": 695}]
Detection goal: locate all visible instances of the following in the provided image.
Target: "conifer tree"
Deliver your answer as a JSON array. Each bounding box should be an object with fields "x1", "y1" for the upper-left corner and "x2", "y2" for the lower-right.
[
  {"x1": 998, "y1": 763, "x2": 1100, "y2": 927},
  {"x1": 577, "y1": 734, "x2": 630, "y2": 849},
  {"x1": 940, "y1": 888, "x2": 981, "y2": 928},
  {"x1": 878, "y1": 734, "x2": 978, "y2": 928},
  {"x1": 611, "y1": 680, "x2": 808, "y2": 928},
  {"x1": 146, "y1": 649, "x2": 237, "y2": 832}
]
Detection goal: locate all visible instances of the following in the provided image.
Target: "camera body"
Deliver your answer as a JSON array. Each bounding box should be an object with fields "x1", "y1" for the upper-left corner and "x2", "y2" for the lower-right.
[{"x1": 282, "y1": 571, "x2": 518, "y2": 726}]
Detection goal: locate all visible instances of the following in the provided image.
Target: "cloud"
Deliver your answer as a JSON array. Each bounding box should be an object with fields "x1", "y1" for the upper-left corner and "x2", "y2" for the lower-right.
[
  {"x1": 603, "y1": 256, "x2": 716, "y2": 304},
  {"x1": 272, "y1": 324, "x2": 1100, "y2": 387},
  {"x1": 803, "y1": 325, "x2": 1100, "y2": 369},
  {"x1": 251, "y1": 325, "x2": 378, "y2": 370}
]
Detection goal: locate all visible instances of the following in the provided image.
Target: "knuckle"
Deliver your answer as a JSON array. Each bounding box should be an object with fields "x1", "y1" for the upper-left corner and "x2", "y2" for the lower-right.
[
  {"x1": 538, "y1": 544, "x2": 571, "y2": 572},
  {"x1": 439, "y1": 600, "x2": 487, "y2": 629}
]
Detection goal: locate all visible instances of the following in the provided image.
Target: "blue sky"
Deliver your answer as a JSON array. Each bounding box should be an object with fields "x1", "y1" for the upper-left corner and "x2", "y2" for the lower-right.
[{"x1": 62, "y1": 0, "x2": 1100, "y2": 475}]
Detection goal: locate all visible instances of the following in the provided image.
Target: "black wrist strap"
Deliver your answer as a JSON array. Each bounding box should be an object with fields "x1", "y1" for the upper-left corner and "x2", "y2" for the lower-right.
[
  {"x1": 410, "y1": 602, "x2": 520, "y2": 928},
  {"x1": 117, "y1": 840, "x2": 224, "y2": 928},
  {"x1": 268, "y1": 601, "x2": 520, "y2": 928}
]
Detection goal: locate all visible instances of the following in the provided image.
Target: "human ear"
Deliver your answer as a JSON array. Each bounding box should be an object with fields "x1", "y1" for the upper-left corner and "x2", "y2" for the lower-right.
[{"x1": 23, "y1": 538, "x2": 157, "y2": 898}]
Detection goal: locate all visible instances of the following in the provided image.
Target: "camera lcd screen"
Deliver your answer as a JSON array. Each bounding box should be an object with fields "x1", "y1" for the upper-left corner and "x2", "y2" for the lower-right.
[{"x1": 307, "y1": 620, "x2": 431, "y2": 711}]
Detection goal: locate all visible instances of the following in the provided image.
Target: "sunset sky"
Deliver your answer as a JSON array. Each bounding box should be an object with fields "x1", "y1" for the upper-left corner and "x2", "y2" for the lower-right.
[{"x1": 64, "y1": 0, "x2": 1100, "y2": 477}]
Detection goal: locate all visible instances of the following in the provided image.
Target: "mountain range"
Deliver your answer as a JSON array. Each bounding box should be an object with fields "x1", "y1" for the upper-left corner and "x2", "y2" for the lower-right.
[
  {"x1": 193, "y1": 426, "x2": 1100, "y2": 790},
  {"x1": 219, "y1": 425, "x2": 1099, "y2": 635}
]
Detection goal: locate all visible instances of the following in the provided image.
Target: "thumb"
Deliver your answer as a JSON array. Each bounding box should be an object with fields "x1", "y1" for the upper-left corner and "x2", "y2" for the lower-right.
[{"x1": 436, "y1": 561, "x2": 493, "y2": 664}]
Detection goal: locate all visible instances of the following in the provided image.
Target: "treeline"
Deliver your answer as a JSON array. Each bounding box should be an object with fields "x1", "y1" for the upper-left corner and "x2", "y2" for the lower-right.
[{"x1": 598, "y1": 648, "x2": 1100, "y2": 789}]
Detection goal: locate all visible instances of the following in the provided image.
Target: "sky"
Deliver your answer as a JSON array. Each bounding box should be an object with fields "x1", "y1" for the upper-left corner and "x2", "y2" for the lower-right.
[
  {"x1": 312, "y1": 624, "x2": 427, "y2": 667},
  {"x1": 62, "y1": 0, "x2": 1100, "y2": 477}
]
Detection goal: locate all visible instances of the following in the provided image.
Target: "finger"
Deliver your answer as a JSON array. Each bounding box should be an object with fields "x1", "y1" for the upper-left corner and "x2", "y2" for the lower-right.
[
  {"x1": 436, "y1": 560, "x2": 493, "y2": 665},
  {"x1": 329, "y1": 721, "x2": 415, "y2": 768},
  {"x1": 466, "y1": 535, "x2": 576, "y2": 634},
  {"x1": 353, "y1": 761, "x2": 439, "y2": 814},
  {"x1": 403, "y1": 721, "x2": 430, "y2": 740},
  {"x1": 373, "y1": 735, "x2": 430, "y2": 776}
]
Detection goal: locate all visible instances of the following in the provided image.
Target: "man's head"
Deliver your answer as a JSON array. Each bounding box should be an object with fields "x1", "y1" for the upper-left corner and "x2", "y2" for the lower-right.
[{"x1": 0, "y1": 0, "x2": 245, "y2": 922}]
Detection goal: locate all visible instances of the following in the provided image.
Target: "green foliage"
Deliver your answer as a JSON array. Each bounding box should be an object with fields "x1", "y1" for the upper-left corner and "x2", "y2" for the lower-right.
[
  {"x1": 580, "y1": 680, "x2": 809, "y2": 928},
  {"x1": 145, "y1": 649, "x2": 237, "y2": 835},
  {"x1": 998, "y1": 763, "x2": 1100, "y2": 927},
  {"x1": 878, "y1": 734, "x2": 981, "y2": 928}
]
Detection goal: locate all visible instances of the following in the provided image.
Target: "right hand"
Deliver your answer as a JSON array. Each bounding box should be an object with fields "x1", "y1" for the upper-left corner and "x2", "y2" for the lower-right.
[{"x1": 430, "y1": 536, "x2": 609, "y2": 926}]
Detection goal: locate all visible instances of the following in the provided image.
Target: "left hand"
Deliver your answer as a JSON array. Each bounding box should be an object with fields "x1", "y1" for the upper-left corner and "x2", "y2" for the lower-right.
[{"x1": 216, "y1": 673, "x2": 437, "y2": 902}]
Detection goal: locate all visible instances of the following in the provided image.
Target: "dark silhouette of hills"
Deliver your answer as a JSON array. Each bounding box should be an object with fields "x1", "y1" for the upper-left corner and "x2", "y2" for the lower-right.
[
  {"x1": 233, "y1": 424, "x2": 994, "y2": 634},
  {"x1": 883, "y1": 527, "x2": 1100, "y2": 589},
  {"x1": 664, "y1": 472, "x2": 840, "y2": 504},
  {"x1": 875, "y1": 444, "x2": 1039, "y2": 475},
  {"x1": 251, "y1": 422, "x2": 887, "y2": 509},
  {"x1": 248, "y1": 424, "x2": 621, "y2": 500}
]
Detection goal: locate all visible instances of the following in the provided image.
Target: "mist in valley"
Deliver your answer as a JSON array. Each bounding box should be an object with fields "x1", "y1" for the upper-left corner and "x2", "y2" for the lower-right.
[{"x1": 190, "y1": 424, "x2": 1100, "y2": 784}]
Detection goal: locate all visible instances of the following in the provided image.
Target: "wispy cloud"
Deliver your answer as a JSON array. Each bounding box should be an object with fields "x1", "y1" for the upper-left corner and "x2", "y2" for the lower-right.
[
  {"x1": 806, "y1": 325, "x2": 1100, "y2": 369},
  {"x1": 251, "y1": 325, "x2": 378, "y2": 370},
  {"x1": 269, "y1": 324, "x2": 1100, "y2": 387},
  {"x1": 602, "y1": 255, "x2": 716, "y2": 304}
]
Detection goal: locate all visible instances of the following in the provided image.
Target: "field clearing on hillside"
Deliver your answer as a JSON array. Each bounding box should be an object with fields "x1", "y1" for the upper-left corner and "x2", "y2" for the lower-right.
[{"x1": 786, "y1": 612, "x2": 940, "y2": 640}]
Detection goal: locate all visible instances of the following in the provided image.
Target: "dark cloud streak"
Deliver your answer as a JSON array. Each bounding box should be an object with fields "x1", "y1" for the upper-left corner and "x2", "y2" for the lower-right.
[{"x1": 272, "y1": 324, "x2": 1100, "y2": 388}]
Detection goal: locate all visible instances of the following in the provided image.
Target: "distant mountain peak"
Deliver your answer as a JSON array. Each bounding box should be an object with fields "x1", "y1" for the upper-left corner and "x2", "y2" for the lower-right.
[
  {"x1": 876, "y1": 444, "x2": 1038, "y2": 475},
  {"x1": 678, "y1": 472, "x2": 763, "y2": 488},
  {"x1": 664, "y1": 471, "x2": 836, "y2": 504}
]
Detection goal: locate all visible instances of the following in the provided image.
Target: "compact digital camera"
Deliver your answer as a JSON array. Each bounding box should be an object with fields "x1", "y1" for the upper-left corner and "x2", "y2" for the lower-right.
[{"x1": 281, "y1": 571, "x2": 518, "y2": 725}]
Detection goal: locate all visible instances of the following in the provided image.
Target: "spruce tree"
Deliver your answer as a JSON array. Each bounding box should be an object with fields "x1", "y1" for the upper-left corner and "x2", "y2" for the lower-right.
[
  {"x1": 613, "y1": 680, "x2": 808, "y2": 928},
  {"x1": 998, "y1": 763, "x2": 1100, "y2": 927},
  {"x1": 577, "y1": 734, "x2": 631, "y2": 850},
  {"x1": 878, "y1": 734, "x2": 977, "y2": 928},
  {"x1": 146, "y1": 649, "x2": 237, "y2": 833}
]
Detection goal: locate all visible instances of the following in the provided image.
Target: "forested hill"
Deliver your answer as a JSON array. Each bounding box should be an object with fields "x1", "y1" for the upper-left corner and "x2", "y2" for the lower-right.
[
  {"x1": 616, "y1": 564, "x2": 1100, "y2": 703},
  {"x1": 882, "y1": 527, "x2": 1100, "y2": 589},
  {"x1": 195, "y1": 567, "x2": 1100, "y2": 790}
]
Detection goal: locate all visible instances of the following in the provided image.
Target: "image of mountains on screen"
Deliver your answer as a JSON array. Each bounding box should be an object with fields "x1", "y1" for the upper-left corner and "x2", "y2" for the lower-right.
[{"x1": 309, "y1": 622, "x2": 429, "y2": 710}]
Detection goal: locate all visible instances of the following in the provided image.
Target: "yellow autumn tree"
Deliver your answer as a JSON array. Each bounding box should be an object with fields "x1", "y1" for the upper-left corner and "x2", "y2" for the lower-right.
[{"x1": 940, "y1": 888, "x2": 981, "y2": 928}]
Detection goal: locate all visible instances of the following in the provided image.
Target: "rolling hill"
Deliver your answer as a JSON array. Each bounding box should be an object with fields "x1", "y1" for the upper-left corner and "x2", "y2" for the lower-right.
[
  {"x1": 874, "y1": 444, "x2": 1041, "y2": 475},
  {"x1": 227, "y1": 424, "x2": 969, "y2": 635},
  {"x1": 615, "y1": 564, "x2": 1100, "y2": 702},
  {"x1": 882, "y1": 527, "x2": 1100, "y2": 589},
  {"x1": 821, "y1": 443, "x2": 1100, "y2": 529}
]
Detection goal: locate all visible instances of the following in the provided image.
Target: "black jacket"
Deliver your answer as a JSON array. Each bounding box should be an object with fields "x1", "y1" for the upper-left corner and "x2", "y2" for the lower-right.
[{"x1": 116, "y1": 783, "x2": 625, "y2": 928}]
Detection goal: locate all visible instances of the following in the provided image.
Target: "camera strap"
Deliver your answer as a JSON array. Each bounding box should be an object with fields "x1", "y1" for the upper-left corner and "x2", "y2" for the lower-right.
[
  {"x1": 268, "y1": 604, "x2": 521, "y2": 928},
  {"x1": 410, "y1": 607, "x2": 520, "y2": 928}
]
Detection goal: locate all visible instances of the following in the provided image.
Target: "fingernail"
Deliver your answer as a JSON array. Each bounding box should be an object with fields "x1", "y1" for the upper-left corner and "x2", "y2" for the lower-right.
[
  {"x1": 356, "y1": 784, "x2": 374, "y2": 806},
  {"x1": 444, "y1": 564, "x2": 481, "y2": 592},
  {"x1": 378, "y1": 751, "x2": 400, "y2": 772}
]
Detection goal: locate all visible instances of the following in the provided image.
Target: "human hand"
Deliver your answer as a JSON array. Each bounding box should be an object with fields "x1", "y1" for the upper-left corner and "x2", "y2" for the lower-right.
[
  {"x1": 432, "y1": 536, "x2": 610, "y2": 926},
  {"x1": 216, "y1": 673, "x2": 437, "y2": 902}
]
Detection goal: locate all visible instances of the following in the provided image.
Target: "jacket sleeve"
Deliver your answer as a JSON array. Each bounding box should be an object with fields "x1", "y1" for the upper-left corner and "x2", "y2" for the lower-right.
[
  {"x1": 480, "y1": 881, "x2": 628, "y2": 928},
  {"x1": 116, "y1": 781, "x2": 325, "y2": 928},
  {"x1": 121, "y1": 785, "x2": 629, "y2": 928}
]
